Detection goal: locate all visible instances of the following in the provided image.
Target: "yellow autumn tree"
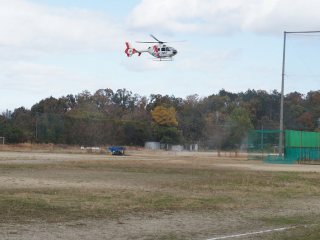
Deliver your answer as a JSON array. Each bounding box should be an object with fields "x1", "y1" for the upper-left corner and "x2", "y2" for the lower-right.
[{"x1": 151, "y1": 106, "x2": 178, "y2": 127}]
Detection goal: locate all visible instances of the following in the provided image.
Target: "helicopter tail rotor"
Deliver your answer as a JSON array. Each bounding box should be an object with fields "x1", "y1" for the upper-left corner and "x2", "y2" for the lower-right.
[{"x1": 125, "y1": 42, "x2": 141, "y2": 57}]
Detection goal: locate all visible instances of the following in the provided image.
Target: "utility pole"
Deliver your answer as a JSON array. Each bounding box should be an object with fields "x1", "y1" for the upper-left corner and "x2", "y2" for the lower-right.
[
  {"x1": 279, "y1": 31, "x2": 286, "y2": 157},
  {"x1": 36, "y1": 116, "x2": 38, "y2": 141},
  {"x1": 279, "y1": 31, "x2": 320, "y2": 157},
  {"x1": 35, "y1": 113, "x2": 39, "y2": 142}
]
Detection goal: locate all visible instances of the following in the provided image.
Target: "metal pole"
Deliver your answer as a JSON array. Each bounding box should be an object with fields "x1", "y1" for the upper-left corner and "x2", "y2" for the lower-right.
[
  {"x1": 279, "y1": 31, "x2": 286, "y2": 157},
  {"x1": 285, "y1": 31, "x2": 320, "y2": 34},
  {"x1": 300, "y1": 130, "x2": 302, "y2": 163},
  {"x1": 278, "y1": 30, "x2": 320, "y2": 157},
  {"x1": 317, "y1": 119, "x2": 320, "y2": 161},
  {"x1": 35, "y1": 114, "x2": 38, "y2": 141},
  {"x1": 261, "y1": 124, "x2": 264, "y2": 160}
]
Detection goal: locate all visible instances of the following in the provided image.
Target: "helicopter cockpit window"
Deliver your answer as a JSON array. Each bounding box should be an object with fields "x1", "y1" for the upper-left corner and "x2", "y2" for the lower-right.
[{"x1": 166, "y1": 47, "x2": 170, "y2": 51}]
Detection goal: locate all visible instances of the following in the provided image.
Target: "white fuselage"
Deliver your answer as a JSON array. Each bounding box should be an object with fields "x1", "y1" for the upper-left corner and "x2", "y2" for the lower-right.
[{"x1": 147, "y1": 44, "x2": 178, "y2": 59}]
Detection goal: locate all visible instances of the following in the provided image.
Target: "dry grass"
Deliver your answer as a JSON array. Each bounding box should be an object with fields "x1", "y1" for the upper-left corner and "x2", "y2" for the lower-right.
[
  {"x1": 0, "y1": 143, "x2": 108, "y2": 154},
  {"x1": 1, "y1": 159, "x2": 320, "y2": 219},
  {"x1": 1, "y1": 150, "x2": 320, "y2": 239}
]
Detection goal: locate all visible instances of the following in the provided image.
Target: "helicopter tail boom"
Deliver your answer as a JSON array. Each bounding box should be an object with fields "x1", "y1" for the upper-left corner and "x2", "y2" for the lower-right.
[{"x1": 125, "y1": 42, "x2": 141, "y2": 57}]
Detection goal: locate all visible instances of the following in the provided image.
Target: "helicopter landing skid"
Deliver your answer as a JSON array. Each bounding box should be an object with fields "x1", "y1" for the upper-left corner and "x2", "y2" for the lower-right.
[{"x1": 153, "y1": 58, "x2": 173, "y2": 61}]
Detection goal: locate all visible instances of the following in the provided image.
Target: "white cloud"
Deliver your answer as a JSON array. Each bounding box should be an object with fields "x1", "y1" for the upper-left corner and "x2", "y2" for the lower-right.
[
  {"x1": 0, "y1": 0, "x2": 124, "y2": 55},
  {"x1": 177, "y1": 45, "x2": 242, "y2": 72},
  {"x1": 128, "y1": 0, "x2": 320, "y2": 34},
  {"x1": 0, "y1": 62, "x2": 88, "y2": 93},
  {"x1": 0, "y1": 0, "x2": 126, "y2": 110},
  {"x1": 121, "y1": 57, "x2": 166, "y2": 71},
  {"x1": 0, "y1": 61, "x2": 92, "y2": 110}
]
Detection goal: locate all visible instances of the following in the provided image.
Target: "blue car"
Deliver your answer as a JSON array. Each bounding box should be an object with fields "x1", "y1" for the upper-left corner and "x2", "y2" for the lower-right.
[{"x1": 108, "y1": 146, "x2": 125, "y2": 155}]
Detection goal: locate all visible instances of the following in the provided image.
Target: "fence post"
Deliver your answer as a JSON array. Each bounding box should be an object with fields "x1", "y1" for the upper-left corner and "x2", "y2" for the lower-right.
[
  {"x1": 299, "y1": 130, "x2": 302, "y2": 164},
  {"x1": 317, "y1": 131, "x2": 319, "y2": 161}
]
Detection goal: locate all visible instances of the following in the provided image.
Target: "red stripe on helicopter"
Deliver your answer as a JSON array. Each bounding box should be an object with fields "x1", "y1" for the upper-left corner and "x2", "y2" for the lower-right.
[
  {"x1": 125, "y1": 42, "x2": 139, "y2": 57},
  {"x1": 125, "y1": 42, "x2": 130, "y2": 57},
  {"x1": 153, "y1": 45, "x2": 160, "y2": 58}
]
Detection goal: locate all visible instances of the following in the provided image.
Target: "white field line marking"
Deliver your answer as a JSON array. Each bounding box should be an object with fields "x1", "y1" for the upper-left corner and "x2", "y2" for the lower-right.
[{"x1": 206, "y1": 226, "x2": 297, "y2": 240}]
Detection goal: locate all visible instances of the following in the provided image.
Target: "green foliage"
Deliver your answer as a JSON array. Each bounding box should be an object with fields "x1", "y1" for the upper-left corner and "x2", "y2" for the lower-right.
[
  {"x1": 150, "y1": 106, "x2": 181, "y2": 144},
  {"x1": 152, "y1": 125, "x2": 182, "y2": 144},
  {"x1": 1, "y1": 88, "x2": 319, "y2": 147},
  {"x1": 0, "y1": 124, "x2": 24, "y2": 143},
  {"x1": 123, "y1": 122, "x2": 151, "y2": 146},
  {"x1": 36, "y1": 113, "x2": 65, "y2": 143},
  {"x1": 178, "y1": 95, "x2": 204, "y2": 143},
  {"x1": 146, "y1": 94, "x2": 183, "y2": 111},
  {"x1": 11, "y1": 107, "x2": 34, "y2": 141},
  {"x1": 226, "y1": 107, "x2": 253, "y2": 148}
]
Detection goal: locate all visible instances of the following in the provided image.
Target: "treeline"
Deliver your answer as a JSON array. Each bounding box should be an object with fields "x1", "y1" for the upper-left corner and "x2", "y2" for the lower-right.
[{"x1": 0, "y1": 88, "x2": 319, "y2": 149}]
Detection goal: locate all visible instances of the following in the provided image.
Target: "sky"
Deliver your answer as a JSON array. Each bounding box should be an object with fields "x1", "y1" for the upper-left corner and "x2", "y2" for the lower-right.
[{"x1": 1, "y1": 0, "x2": 320, "y2": 111}]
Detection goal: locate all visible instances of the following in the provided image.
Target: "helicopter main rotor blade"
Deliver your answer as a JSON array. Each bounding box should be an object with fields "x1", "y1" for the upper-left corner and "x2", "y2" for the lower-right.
[
  {"x1": 150, "y1": 34, "x2": 165, "y2": 43},
  {"x1": 136, "y1": 41, "x2": 160, "y2": 43},
  {"x1": 136, "y1": 35, "x2": 184, "y2": 44},
  {"x1": 167, "y1": 40, "x2": 186, "y2": 43}
]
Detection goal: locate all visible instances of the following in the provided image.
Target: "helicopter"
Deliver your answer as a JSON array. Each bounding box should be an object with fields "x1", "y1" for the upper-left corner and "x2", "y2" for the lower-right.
[{"x1": 125, "y1": 35, "x2": 178, "y2": 61}]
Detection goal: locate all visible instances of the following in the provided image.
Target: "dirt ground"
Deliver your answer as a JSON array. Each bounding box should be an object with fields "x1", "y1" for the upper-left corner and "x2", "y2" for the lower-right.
[
  {"x1": 1, "y1": 150, "x2": 320, "y2": 172},
  {"x1": 1, "y1": 150, "x2": 320, "y2": 240}
]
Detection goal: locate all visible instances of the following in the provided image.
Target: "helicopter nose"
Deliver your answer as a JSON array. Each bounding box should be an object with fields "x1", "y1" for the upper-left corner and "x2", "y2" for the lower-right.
[{"x1": 173, "y1": 49, "x2": 178, "y2": 55}]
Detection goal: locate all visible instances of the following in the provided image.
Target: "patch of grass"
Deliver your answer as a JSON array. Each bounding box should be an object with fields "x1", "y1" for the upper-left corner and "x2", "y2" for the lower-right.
[
  {"x1": 144, "y1": 233, "x2": 186, "y2": 240},
  {"x1": 0, "y1": 188, "x2": 237, "y2": 223},
  {"x1": 0, "y1": 189, "x2": 119, "y2": 222},
  {"x1": 259, "y1": 215, "x2": 317, "y2": 226},
  {"x1": 2, "y1": 158, "x2": 320, "y2": 228},
  {"x1": 138, "y1": 193, "x2": 235, "y2": 211},
  {"x1": 256, "y1": 215, "x2": 320, "y2": 240},
  {"x1": 270, "y1": 224, "x2": 320, "y2": 240},
  {"x1": 274, "y1": 172, "x2": 301, "y2": 182},
  {"x1": 0, "y1": 193, "x2": 71, "y2": 222}
]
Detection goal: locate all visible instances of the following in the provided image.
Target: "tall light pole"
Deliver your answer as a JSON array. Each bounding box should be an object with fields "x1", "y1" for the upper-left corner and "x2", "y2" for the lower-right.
[
  {"x1": 279, "y1": 31, "x2": 320, "y2": 156},
  {"x1": 279, "y1": 31, "x2": 286, "y2": 157}
]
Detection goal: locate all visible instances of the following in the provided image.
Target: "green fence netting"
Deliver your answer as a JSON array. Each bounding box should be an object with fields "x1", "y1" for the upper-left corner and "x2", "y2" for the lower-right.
[{"x1": 248, "y1": 130, "x2": 320, "y2": 164}]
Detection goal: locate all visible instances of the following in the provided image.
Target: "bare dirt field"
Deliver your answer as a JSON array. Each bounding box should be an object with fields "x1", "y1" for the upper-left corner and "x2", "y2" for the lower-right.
[{"x1": 1, "y1": 149, "x2": 320, "y2": 240}]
